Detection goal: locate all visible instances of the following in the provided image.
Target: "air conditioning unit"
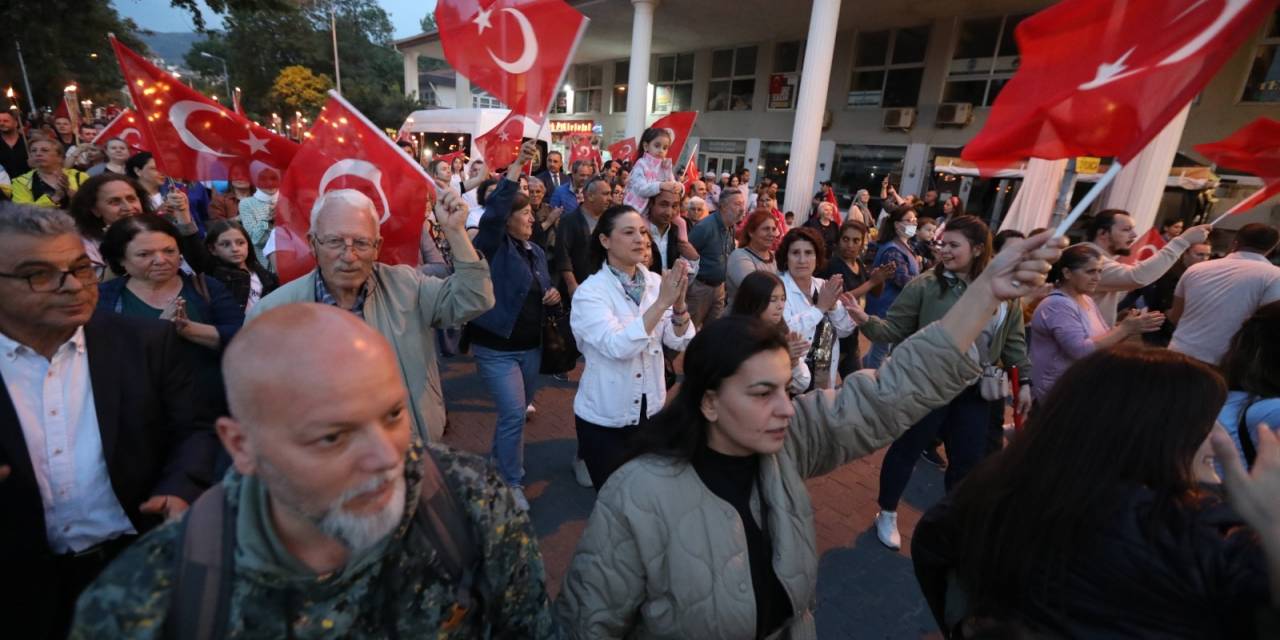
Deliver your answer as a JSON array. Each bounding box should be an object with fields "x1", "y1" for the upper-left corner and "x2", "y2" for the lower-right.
[
  {"x1": 883, "y1": 107, "x2": 916, "y2": 130},
  {"x1": 936, "y1": 102, "x2": 973, "y2": 126}
]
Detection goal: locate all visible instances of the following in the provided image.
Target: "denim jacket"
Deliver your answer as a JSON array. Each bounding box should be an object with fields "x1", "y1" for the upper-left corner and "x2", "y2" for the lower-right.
[{"x1": 470, "y1": 177, "x2": 552, "y2": 339}]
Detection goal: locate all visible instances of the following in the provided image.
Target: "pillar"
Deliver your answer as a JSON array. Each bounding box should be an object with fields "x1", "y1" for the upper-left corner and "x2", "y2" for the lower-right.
[
  {"x1": 782, "y1": 0, "x2": 841, "y2": 218},
  {"x1": 1100, "y1": 103, "x2": 1191, "y2": 233},
  {"x1": 402, "y1": 51, "x2": 420, "y2": 99},
  {"x1": 624, "y1": 0, "x2": 658, "y2": 140},
  {"x1": 455, "y1": 72, "x2": 471, "y2": 109}
]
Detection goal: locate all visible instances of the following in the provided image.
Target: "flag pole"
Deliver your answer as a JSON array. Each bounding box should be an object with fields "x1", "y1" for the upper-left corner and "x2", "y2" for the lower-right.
[
  {"x1": 330, "y1": 6, "x2": 342, "y2": 94},
  {"x1": 1208, "y1": 185, "x2": 1276, "y2": 227},
  {"x1": 1052, "y1": 161, "x2": 1123, "y2": 237}
]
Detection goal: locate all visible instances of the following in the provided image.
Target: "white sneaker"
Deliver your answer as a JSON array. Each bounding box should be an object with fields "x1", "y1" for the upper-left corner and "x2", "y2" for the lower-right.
[
  {"x1": 572, "y1": 457, "x2": 593, "y2": 488},
  {"x1": 511, "y1": 487, "x2": 530, "y2": 512},
  {"x1": 875, "y1": 511, "x2": 901, "y2": 550}
]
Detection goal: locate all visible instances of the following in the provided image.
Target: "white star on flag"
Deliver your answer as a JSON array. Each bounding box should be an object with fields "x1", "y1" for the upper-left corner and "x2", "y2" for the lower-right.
[
  {"x1": 241, "y1": 131, "x2": 270, "y2": 155},
  {"x1": 473, "y1": 6, "x2": 493, "y2": 33},
  {"x1": 497, "y1": 128, "x2": 510, "y2": 142}
]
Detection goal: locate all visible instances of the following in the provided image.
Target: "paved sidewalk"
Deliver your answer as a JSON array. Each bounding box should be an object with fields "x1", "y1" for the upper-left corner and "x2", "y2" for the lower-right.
[{"x1": 439, "y1": 354, "x2": 947, "y2": 639}]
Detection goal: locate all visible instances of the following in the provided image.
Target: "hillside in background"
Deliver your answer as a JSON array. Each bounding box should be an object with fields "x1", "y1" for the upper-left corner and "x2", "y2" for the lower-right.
[{"x1": 139, "y1": 31, "x2": 204, "y2": 67}]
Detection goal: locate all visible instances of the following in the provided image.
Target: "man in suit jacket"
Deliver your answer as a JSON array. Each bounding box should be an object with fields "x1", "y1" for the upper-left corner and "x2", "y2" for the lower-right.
[
  {"x1": 644, "y1": 188, "x2": 699, "y2": 275},
  {"x1": 555, "y1": 176, "x2": 613, "y2": 299},
  {"x1": 535, "y1": 150, "x2": 569, "y2": 192},
  {"x1": 0, "y1": 203, "x2": 216, "y2": 640}
]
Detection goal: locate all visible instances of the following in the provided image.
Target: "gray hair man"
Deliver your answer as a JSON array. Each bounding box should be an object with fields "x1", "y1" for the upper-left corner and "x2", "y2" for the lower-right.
[
  {"x1": 249, "y1": 185, "x2": 494, "y2": 442},
  {"x1": 686, "y1": 186, "x2": 747, "y2": 328}
]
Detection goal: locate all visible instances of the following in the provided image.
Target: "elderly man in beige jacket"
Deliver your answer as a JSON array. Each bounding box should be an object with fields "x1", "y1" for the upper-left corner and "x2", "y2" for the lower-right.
[
  {"x1": 1079, "y1": 209, "x2": 1210, "y2": 326},
  {"x1": 250, "y1": 186, "x2": 494, "y2": 443}
]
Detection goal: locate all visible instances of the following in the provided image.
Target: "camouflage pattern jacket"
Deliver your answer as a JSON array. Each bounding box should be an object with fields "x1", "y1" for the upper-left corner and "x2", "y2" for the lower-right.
[{"x1": 70, "y1": 443, "x2": 564, "y2": 639}]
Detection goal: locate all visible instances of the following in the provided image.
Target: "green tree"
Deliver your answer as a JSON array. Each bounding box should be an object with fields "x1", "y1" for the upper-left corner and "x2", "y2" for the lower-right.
[
  {"x1": 420, "y1": 12, "x2": 437, "y2": 33},
  {"x1": 167, "y1": 0, "x2": 293, "y2": 31},
  {"x1": 270, "y1": 66, "x2": 332, "y2": 115},
  {"x1": 0, "y1": 0, "x2": 150, "y2": 110}
]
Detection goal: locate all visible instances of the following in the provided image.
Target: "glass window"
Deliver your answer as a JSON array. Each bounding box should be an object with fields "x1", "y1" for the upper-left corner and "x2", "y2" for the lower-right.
[
  {"x1": 831, "y1": 145, "x2": 907, "y2": 211},
  {"x1": 654, "y1": 53, "x2": 695, "y2": 113},
  {"x1": 759, "y1": 141, "x2": 792, "y2": 201},
  {"x1": 944, "y1": 14, "x2": 1030, "y2": 107},
  {"x1": 847, "y1": 27, "x2": 930, "y2": 108},
  {"x1": 1242, "y1": 10, "x2": 1280, "y2": 103},
  {"x1": 774, "y1": 41, "x2": 802, "y2": 73},
  {"x1": 712, "y1": 49, "x2": 733, "y2": 78},
  {"x1": 568, "y1": 63, "x2": 602, "y2": 114},
  {"x1": 612, "y1": 60, "x2": 629, "y2": 113},
  {"x1": 550, "y1": 91, "x2": 568, "y2": 115},
  {"x1": 709, "y1": 46, "x2": 758, "y2": 111}
]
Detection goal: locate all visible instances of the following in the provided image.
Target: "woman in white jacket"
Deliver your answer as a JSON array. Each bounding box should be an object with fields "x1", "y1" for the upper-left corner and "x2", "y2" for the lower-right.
[
  {"x1": 779, "y1": 226, "x2": 864, "y2": 391},
  {"x1": 570, "y1": 204, "x2": 695, "y2": 489}
]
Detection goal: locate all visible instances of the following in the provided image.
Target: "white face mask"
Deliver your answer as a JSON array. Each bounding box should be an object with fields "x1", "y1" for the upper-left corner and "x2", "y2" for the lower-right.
[{"x1": 901, "y1": 224, "x2": 918, "y2": 239}]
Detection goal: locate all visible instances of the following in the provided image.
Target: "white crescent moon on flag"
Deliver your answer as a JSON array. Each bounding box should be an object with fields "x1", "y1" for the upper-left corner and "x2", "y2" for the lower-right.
[
  {"x1": 169, "y1": 101, "x2": 236, "y2": 158},
  {"x1": 487, "y1": 8, "x2": 537, "y2": 74},
  {"x1": 121, "y1": 127, "x2": 144, "y2": 146},
  {"x1": 314, "y1": 159, "x2": 393, "y2": 225}
]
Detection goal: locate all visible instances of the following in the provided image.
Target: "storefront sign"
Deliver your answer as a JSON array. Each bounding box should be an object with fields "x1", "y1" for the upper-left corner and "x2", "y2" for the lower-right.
[
  {"x1": 702, "y1": 139, "x2": 746, "y2": 154},
  {"x1": 768, "y1": 73, "x2": 798, "y2": 110},
  {"x1": 550, "y1": 120, "x2": 595, "y2": 134},
  {"x1": 1075, "y1": 156, "x2": 1101, "y2": 174}
]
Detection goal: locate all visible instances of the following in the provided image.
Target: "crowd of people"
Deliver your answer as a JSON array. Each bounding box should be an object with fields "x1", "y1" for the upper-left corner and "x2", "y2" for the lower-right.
[{"x1": 1, "y1": 106, "x2": 1280, "y2": 640}]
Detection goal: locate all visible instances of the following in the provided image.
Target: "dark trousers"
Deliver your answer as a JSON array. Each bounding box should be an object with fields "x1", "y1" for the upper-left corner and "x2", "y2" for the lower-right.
[
  {"x1": 836, "y1": 332, "x2": 862, "y2": 378},
  {"x1": 877, "y1": 385, "x2": 994, "y2": 511},
  {"x1": 576, "y1": 396, "x2": 649, "y2": 490},
  {"x1": 986, "y1": 396, "x2": 1008, "y2": 455},
  {"x1": 48, "y1": 534, "x2": 137, "y2": 639}
]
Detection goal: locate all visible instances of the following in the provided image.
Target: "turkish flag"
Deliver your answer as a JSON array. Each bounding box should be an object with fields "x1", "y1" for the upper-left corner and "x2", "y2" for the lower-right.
[
  {"x1": 93, "y1": 108, "x2": 153, "y2": 152},
  {"x1": 438, "y1": 150, "x2": 467, "y2": 166},
  {"x1": 824, "y1": 188, "x2": 843, "y2": 225},
  {"x1": 110, "y1": 36, "x2": 298, "y2": 182},
  {"x1": 436, "y1": 0, "x2": 590, "y2": 122},
  {"x1": 275, "y1": 91, "x2": 435, "y2": 283},
  {"x1": 1118, "y1": 226, "x2": 1167, "y2": 265},
  {"x1": 648, "y1": 111, "x2": 697, "y2": 168},
  {"x1": 962, "y1": 0, "x2": 1278, "y2": 166},
  {"x1": 1195, "y1": 117, "x2": 1280, "y2": 216},
  {"x1": 475, "y1": 109, "x2": 528, "y2": 171},
  {"x1": 608, "y1": 136, "x2": 638, "y2": 164},
  {"x1": 681, "y1": 143, "x2": 700, "y2": 185},
  {"x1": 568, "y1": 132, "x2": 595, "y2": 168}
]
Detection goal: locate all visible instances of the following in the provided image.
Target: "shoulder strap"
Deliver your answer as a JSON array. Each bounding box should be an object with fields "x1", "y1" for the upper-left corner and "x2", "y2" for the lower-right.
[
  {"x1": 1238, "y1": 395, "x2": 1259, "y2": 466},
  {"x1": 165, "y1": 483, "x2": 234, "y2": 640},
  {"x1": 414, "y1": 447, "x2": 480, "y2": 606}
]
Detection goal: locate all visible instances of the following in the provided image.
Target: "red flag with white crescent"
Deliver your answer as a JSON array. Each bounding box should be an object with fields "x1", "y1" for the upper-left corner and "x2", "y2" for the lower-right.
[
  {"x1": 647, "y1": 111, "x2": 697, "y2": 168},
  {"x1": 608, "y1": 136, "x2": 638, "y2": 164},
  {"x1": 275, "y1": 91, "x2": 435, "y2": 283},
  {"x1": 475, "y1": 109, "x2": 528, "y2": 172},
  {"x1": 1118, "y1": 226, "x2": 1167, "y2": 265},
  {"x1": 110, "y1": 35, "x2": 297, "y2": 181},
  {"x1": 1195, "y1": 117, "x2": 1280, "y2": 219},
  {"x1": 436, "y1": 0, "x2": 590, "y2": 122},
  {"x1": 92, "y1": 108, "x2": 153, "y2": 153},
  {"x1": 568, "y1": 132, "x2": 594, "y2": 168},
  {"x1": 681, "y1": 143, "x2": 700, "y2": 185},
  {"x1": 962, "y1": 0, "x2": 1278, "y2": 167}
]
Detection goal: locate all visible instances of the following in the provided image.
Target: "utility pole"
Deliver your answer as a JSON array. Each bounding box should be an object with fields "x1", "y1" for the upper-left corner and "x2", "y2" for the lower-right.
[
  {"x1": 15, "y1": 41, "x2": 37, "y2": 113},
  {"x1": 200, "y1": 52, "x2": 232, "y2": 104},
  {"x1": 331, "y1": 6, "x2": 342, "y2": 94}
]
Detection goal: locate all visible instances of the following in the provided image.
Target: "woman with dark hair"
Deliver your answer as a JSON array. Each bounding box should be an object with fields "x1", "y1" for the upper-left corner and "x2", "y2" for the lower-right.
[
  {"x1": 126, "y1": 151, "x2": 211, "y2": 234},
  {"x1": 68, "y1": 173, "x2": 150, "y2": 272},
  {"x1": 201, "y1": 219, "x2": 279, "y2": 312},
  {"x1": 858, "y1": 215, "x2": 1031, "y2": 549},
  {"x1": 779, "y1": 226, "x2": 861, "y2": 392},
  {"x1": 912, "y1": 346, "x2": 1267, "y2": 639},
  {"x1": 1029, "y1": 244, "x2": 1164, "y2": 402},
  {"x1": 1216, "y1": 301, "x2": 1280, "y2": 467},
  {"x1": 864, "y1": 207, "x2": 920, "y2": 368},
  {"x1": 726, "y1": 209, "x2": 781, "y2": 310},
  {"x1": 731, "y1": 270, "x2": 814, "y2": 394},
  {"x1": 569, "y1": 204, "x2": 694, "y2": 489},
  {"x1": 467, "y1": 142, "x2": 562, "y2": 510},
  {"x1": 818, "y1": 219, "x2": 896, "y2": 376},
  {"x1": 559, "y1": 232, "x2": 1066, "y2": 639}
]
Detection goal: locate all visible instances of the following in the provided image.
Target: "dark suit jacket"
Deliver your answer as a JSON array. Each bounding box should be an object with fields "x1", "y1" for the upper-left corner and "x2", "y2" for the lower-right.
[
  {"x1": 0, "y1": 311, "x2": 217, "y2": 634},
  {"x1": 535, "y1": 169, "x2": 569, "y2": 192},
  {"x1": 555, "y1": 207, "x2": 599, "y2": 288},
  {"x1": 648, "y1": 223, "x2": 682, "y2": 274}
]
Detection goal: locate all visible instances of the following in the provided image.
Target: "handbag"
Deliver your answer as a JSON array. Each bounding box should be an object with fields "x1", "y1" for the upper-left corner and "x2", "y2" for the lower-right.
[
  {"x1": 979, "y1": 364, "x2": 1011, "y2": 401},
  {"x1": 540, "y1": 303, "x2": 579, "y2": 375}
]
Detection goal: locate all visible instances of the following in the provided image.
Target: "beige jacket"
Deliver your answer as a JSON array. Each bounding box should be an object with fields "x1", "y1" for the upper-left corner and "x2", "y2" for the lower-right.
[
  {"x1": 249, "y1": 259, "x2": 494, "y2": 442},
  {"x1": 557, "y1": 322, "x2": 980, "y2": 639}
]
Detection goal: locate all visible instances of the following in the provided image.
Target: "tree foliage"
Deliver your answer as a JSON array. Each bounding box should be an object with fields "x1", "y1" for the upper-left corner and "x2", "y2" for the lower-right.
[
  {"x1": 0, "y1": 0, "x2": 150, "y2": 109},
  {"x1": 166, "y1": 0, "x2": 293, "y2": 32},
  {"x1": 270, "y1": 65, "x2": 332, "y2": 114},
  {"x1": 420, "y1": 12, "x2": 437, "y2": 34}
]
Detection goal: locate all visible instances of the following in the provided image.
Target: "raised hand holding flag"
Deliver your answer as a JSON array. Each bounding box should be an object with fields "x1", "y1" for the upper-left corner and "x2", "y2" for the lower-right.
[
  {"x1": 1194, "y1": 117, "x2": 1280, "y2": 223},
  {"x1": 475, "y1": 110, "x2": 529, "y2": 172}
]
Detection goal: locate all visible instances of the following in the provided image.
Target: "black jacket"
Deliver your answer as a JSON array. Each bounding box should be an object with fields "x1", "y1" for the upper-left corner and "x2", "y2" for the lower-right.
[
  {"x1": 536, "y1": 169, "x2": 569, "y2": 192},
  {"x1": 912, "y1": 485, "x2": 1268, "y2": 639},
  {"x1": 647, "y1": 223, "x2": 682, "y2": 274},
  {"x1": 555, "y1": 207, "x2": 599, "y2": 288},
  {"x1": 0, "y1": 312, "x2": 218, "y2": 636}
]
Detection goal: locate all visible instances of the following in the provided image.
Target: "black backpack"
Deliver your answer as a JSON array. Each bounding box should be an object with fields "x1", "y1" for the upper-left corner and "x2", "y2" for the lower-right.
[{"x1": 163, "y1": 448, "x2": 479, "y2": 640}]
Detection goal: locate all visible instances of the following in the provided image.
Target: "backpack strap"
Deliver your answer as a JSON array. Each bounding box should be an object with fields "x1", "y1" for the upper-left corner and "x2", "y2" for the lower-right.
[
  {"x1": 1238, "y1": 395, "x2": 1259, "y2": 467},
  {"x1": 414, "y1": 447, "x2": 481, "y2": 625},
  {"x1": 165, "y1": 483, "x2": 234, "y2": 640}
]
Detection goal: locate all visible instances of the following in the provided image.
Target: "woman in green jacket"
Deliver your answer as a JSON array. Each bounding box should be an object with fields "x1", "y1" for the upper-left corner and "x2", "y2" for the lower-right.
[
  {"x1": 859, "y1": 215, "x2": 1034, "y2": 551},
  {"x1": 557, "y1": 231, "x2": 1065, "y2": 640}
]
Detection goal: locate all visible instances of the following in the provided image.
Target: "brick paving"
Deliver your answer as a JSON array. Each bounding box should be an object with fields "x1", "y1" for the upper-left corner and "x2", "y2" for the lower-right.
[{"x1": 439, "y1": 352, "x2": 948, "y2": 639}]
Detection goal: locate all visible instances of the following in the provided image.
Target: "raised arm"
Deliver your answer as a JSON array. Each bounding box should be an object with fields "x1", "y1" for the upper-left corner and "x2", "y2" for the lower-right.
[{"x1": 859, "y1": 277, "x2": 924, "y2": 344}]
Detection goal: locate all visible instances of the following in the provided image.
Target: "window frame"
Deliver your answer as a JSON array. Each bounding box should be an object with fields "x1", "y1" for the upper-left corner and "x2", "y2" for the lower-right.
[
  {"x1": 846, "y1": 26, "x2": 932, "y2": 109},
  {"x1": 612, "y1": 59, "x2": 630, "y2": 113},
  {"x1": 1239, "y1": 9, "x2": 1280, "y2": 104},
  {"x1": 568, "y1": 63, "x2": 603, "y2": 114},
  {"x1": 652, "y1": 52, "x2": 696, "y2": 114},
  {"x1": 942, "y1": 14, "x2": 1028, "y2": 108},
  {"x1": 707, "y1": 45, "x2": 759, "y2": 112}
]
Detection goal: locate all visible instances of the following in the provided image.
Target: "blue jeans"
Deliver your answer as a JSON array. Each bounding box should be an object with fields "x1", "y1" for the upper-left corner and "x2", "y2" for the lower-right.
[
  {"x1": 864, "y1": 341, "x2": 892, "y2": 370},
  {"x1": 877, "y1": 385, "x2": 994, "y2": 511},
  {"x1": 472, "y1": 345, "x2": 542, "y2": 488}
]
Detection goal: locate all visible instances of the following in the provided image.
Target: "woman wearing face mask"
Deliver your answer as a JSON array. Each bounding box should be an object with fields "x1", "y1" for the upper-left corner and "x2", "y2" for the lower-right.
[
  {"x1": 727, "y1": 210, "x2": 781, "y2": 311},
  {"x1": 558, "y1": 232, "x2": 1066, "y2": 640},
  {"x1": 209, "y1": 162, "x2": 255, "y2": 221},
  {"x1": 87, "y1": 138, "x2": 131, "y2": 177},
  {"x1": 817, "y1": 220, "x2": 895, "y2": 375},
  {"x1": 68, "y1": 174, "x2": 151, "y2": 274},
  {"x1": 236, "y1": 164, "x2": 282, "y2": 271},
  {"x1": 859, "y1": 216, "x2": 1033, "y2": 550},
  {"x1": 779, "y1": 227, "x2": 863, "y2": 391},
  {"x1": 863, "y1": 208, "x2": 922, "y2": 368},
  {"x1": 731, "y1": 270, "x2": 814, "y2": 395},
  {"x1": 1029, "y1": 245, "x2": 1165, "y2": 402}
]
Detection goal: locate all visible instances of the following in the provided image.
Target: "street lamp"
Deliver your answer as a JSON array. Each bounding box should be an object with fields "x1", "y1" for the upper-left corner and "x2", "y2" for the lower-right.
[{"x1": 199, "y1": 51, "x2": 232, "y2": 104}]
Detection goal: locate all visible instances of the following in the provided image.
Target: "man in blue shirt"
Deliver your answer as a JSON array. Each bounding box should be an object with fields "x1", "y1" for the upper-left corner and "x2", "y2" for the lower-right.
[
  {"x1": 549, "y1": 159, "x2": 596, "y2": 212},
  {"x1": 687, "y1": 186, "x2": 746, "y2": 328}
]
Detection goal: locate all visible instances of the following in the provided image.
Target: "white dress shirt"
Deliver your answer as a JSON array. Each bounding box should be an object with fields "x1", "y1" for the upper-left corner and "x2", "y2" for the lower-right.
[
  {"x1": 782, "y1": 271, "x2": 857, "y2": 389},
  {"x1": 0, "y1": 328, "x2": 135, "y2": 553},
  {"x1": 570, "y1": 266, "x2": 696, "y2": 427}
]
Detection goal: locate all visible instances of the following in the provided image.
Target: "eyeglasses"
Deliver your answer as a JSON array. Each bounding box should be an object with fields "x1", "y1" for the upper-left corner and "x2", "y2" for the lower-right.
[
  {"x1": 313, "y1": 235, "x2": 378, "y2": 255},
  {"x1": 0, "y1": 263, "x2": 100, "y2": 292}
]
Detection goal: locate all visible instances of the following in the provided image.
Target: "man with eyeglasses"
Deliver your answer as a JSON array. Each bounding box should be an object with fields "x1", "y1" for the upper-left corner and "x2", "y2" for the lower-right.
[
  {"x1": 0, "y1": 203, "x2": 216, "y2": 640},
  {"x1": 249, "y1": 185, "x2": 494, "y2": 444}
]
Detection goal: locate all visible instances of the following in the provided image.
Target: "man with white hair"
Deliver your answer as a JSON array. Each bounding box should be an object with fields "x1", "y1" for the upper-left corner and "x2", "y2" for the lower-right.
[
  {"x1": 71, "y1": 304, "x2": 560, "y2": 638},
  {"x1": 685, "y1": 196, "x2": 708, "y2": 225},
  {"x1": 249, "y1": 186, "x2": 494, "y2": 443}
]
